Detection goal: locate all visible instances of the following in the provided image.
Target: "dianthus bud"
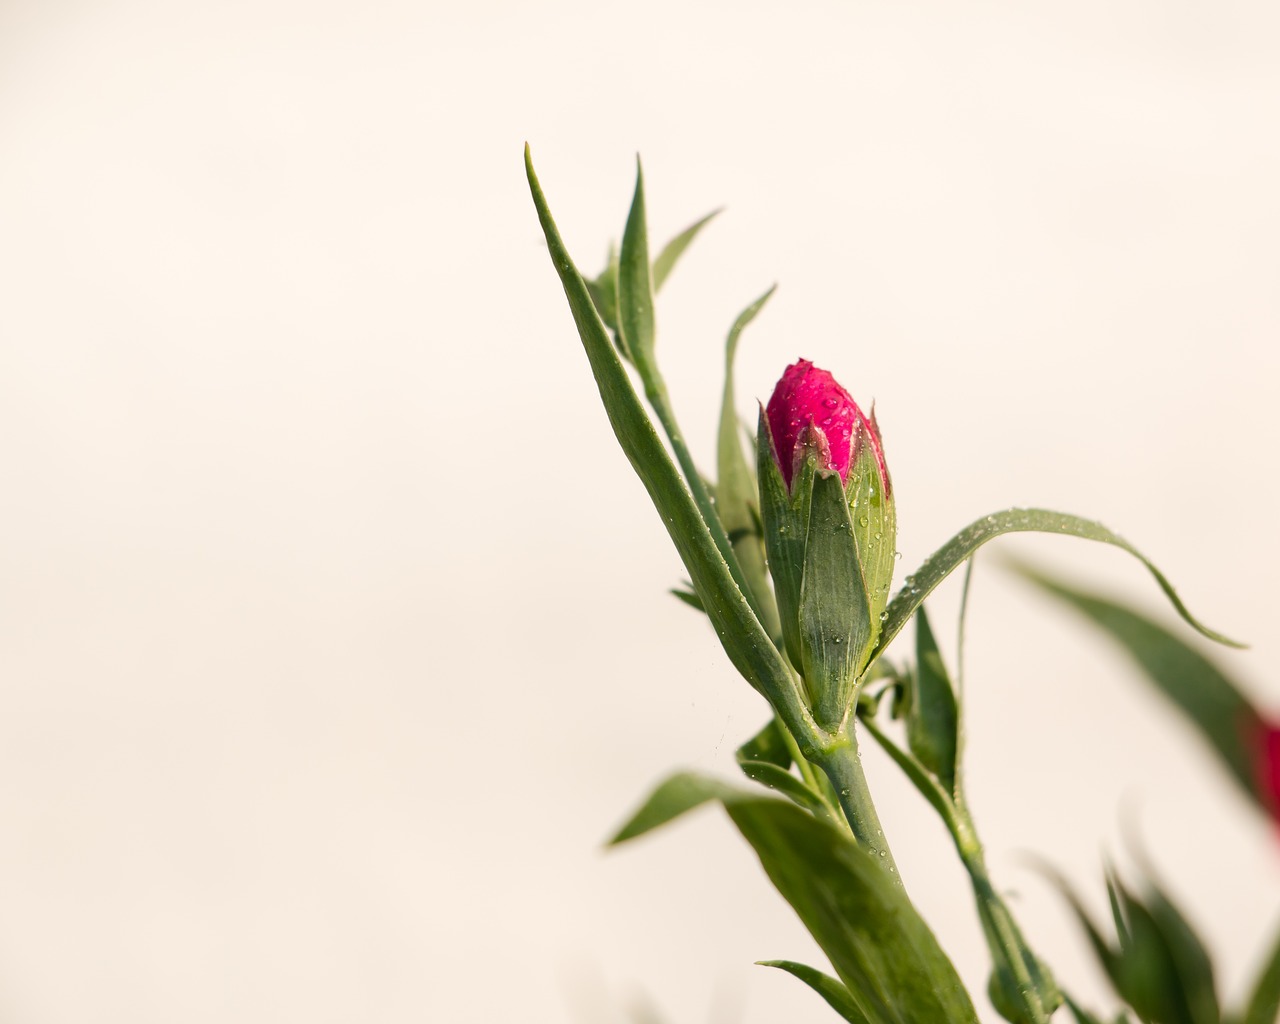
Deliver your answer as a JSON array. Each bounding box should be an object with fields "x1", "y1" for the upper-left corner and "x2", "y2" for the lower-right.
[
  {"x1": 757, "y1": 359, "x2": 897, "y2": 729},
  {"x1": 1253, "y1": 722, "x2": 1280, "y2": 822}
]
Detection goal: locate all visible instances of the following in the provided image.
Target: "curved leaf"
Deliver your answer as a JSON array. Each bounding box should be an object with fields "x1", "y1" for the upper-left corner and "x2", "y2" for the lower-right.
[
  {"x1": 653, "y1": 208, "x2": 721, "y2": 291},
  {"x1": 758, "y1": 960, "x2": 873, "y2": 1023},
  {"x1": 727, "y1": 797, "x2": 978, "y2": 1023},
  {"x1": 1013, "y1": 568, "x2": 1263, "y2": 805},
  {"x1": 870, "y1": 508, "x2": 1241, "y2": 668},
  {"x1": 1239, "y1": 915, "x2": 1280, "y2": 1024}
]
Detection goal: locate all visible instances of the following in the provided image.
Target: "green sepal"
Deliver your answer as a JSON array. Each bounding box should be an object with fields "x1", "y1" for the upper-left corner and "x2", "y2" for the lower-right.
[
  {"x1": 757, "y1": 960, "x2": 874, "y2": 1024},
  {"x1": 905, "y1": 605, "x2": 958, "y2": 791},
  {"x1": 846, "y1": 425, "x2": 895, "y2": 656},
  {"x1": 800, "y1": 470, "x2": 871, "y2": 729},
  {"x1": 757, "y1": 407, "x2": 810, "y2": 669}
]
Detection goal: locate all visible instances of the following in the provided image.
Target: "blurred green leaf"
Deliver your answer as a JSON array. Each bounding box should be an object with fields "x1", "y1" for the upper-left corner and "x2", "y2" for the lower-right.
[
  {"x1": 1049, "y1": 862, "x2": 1222, "y2": 1024},
  {"x1": 736, "y1": 718, "x2": 792, "y2": 770},
  {"x1": 1012, "y1": 568, "x2": 1263, "y2": 809},
  {"x1": 608, "y1": 771, "x2": 743, "y2": 844},
  {"x1": 526, "y1": 148, "x2": 806, "y2": 727},
  {"x1": 758, "y1": 960, "x2": 874, "y2": 1023},
  {"x1": 1237, "y1": 916, "x2": 1280, "y2": 1024},
  {"x1": 653, "y1": 208, "x2": 721, "y2": 291},
  {"x1": 871, "y1": 509, "x2": 1242, "y2": 671},
  {"x1": 905, "y1": 606, "x2": 958, "y2": 790},
  {"x1": 670, "y1": 584, "x2": 706, "y2": 613},
  {"x1": 1143, "y1": 876, "x2": 1219, "y2": 1024}
]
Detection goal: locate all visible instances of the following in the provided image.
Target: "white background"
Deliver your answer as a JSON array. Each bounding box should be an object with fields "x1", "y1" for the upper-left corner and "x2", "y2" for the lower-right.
[{"x1": 1, "y1": 1, "x2": 1278, "y2": 1021}]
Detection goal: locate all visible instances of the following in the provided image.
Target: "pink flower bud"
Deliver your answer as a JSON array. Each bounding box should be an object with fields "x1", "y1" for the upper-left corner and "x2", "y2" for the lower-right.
[
  {"x1": 1253, "y1": 722, "x2": 1280, "y2": 821},
  {"x1": 765, "y1": 358, "x2": 889, "y2": 495}
]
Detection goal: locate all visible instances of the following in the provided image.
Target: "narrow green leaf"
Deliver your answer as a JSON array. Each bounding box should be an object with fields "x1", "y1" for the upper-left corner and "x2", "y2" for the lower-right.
[
  {"x1": 1111, "y1": 879, "x2": 1197, "y2": 1024},
  {"x1": 727, "y1": 797, "x2": 979, "y2": 1024},
  {"x1": 669, "y1": 586, "x2": 705, "y2": 613},
  {"x1": 736, "y1": 718, "x2": 792, "y2": 771},
  {"x1": 618, "y1": 158, "x2": 657, "y2": 371},
  {"x1": 1013, "y1": 568, "x2": 1263, "y2": 806},
  {"x1": 1142, "y1": 877, "x2": 1219, "y2": 1024},
  {"x1": 871, "y1": 509, "x2": 1241, "y2": 670},
  {"x1": 717, "y1": 287, "x2": 780, "y2": 641},
  {"x1": 800, "y1": 471, "x2": 871, "y2": 728},
  {"x1": 608, "y1": 771, "x2": 743, "y2": 845},
  {"x1": 860, "y1": 714, "x2": 956, "y2": 825},
  {"x1": 525, "y1": 148, "x2": 808, "y2": 733},
  {"x1": 758, "y1": 960, "x2": 874, "y2": 1024},
  {"x1": 738, "y1": 760, "x2": 830, "y2": 814},
  {"x1": 585, "y1": 243, "x2": 621, "y2": 338},
  {"x1": 906, "y1": 605, "x2": 958, "y2": 790},
  {"x1": 1239, "y1": 915, "x2": 1280, "y2": 1024},
  {"x1": 652, "y1": 207, "x2": 722, "y2": 291}
]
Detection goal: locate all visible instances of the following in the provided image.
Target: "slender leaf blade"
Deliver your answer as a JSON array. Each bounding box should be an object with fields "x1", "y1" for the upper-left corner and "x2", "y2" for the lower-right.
[
  {"x1": 618, "y1": 158, "x2": 657, "y2": 370},
  {"x1": 738, "y1": 760, "x2": 830, "y2": 815},
  {"x1": 608, "y1": 771, "x2": 743, "y2": 845},
  {"x1": 736, "y1": 718, "x2": 792, "y2": 770},
  {"x1": 652, "y1": 208, "x2": 721, "y2": 291},
  {"x1": 871, "y1": 509, "x2": 1241, "y2": 669},
  {"x1": 1014, "y1": 567, "x2": 1263, "y2": 806},
  {"x1": 758, "y1": 960, "x2": 874, "y2": 1024},
  {"x1": 906, "y1": 605, "x2": 958, "y2": 790},
  {"x1": 726, "y1": 798, "x2": 979, "y2": 1024}
]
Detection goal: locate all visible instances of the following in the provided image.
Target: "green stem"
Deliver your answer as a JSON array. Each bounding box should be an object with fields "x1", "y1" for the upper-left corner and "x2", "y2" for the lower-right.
[
  {"x1": 955, "y1": 822, "x2": 1052, "y2": 1024},
  {"x1": 639, "y1": 372, "x2": 761, "y2": 621},
  {"x1": 812, "y1": 726, "x2": 900, "y2": 881}
]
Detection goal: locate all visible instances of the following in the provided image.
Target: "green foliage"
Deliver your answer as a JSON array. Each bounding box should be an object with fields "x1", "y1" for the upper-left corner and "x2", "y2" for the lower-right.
[
  {"x1": 904, "y1": 605, "x2": 958, "y2": 790},
  {"x1": 758, "y1": 960, "x2": 874, "y2": 1023},
  {"x1": 610, "y1": 772, "x2": 978, "y2": 1024},
  {"x1": 872, "y1": 509, "x2": 1241, "y2": 672},
  {"x1": 1237, "y1": 917, "x2": 1280, "y2": 1024},
  {"x1": 1049, "y1": 865, "x2": 1221, "y2": 1024},
  {"x1": 716, "y1": 285, "x2": 780, "y2": 640},
  {"x1": 1011, "y1": 567, "x2": 1263, "y2": 812}
]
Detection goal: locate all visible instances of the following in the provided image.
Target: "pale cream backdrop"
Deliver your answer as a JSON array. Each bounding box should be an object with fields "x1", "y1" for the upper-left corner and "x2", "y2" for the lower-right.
[{"x1": 1, "y1": 1, "x2": 1277, "y2": 1021}]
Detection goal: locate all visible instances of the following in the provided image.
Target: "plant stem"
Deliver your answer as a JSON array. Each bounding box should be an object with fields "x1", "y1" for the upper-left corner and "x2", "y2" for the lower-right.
[
  {"x1": 813, "y1": 725, "x2": 901, "y2": 882},
  {"x1": 955, "y1": 822, "x2": 1052, "y2": 1024}
]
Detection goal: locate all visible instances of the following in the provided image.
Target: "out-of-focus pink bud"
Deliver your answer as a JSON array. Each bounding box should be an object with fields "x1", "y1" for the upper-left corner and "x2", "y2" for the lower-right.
[
  {"x1": 765, "y1": 358, "x2": 889, "y2": 497},
  {"x1": 1254, "y1": 722, "x2": 1280, "y2": 821}
]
